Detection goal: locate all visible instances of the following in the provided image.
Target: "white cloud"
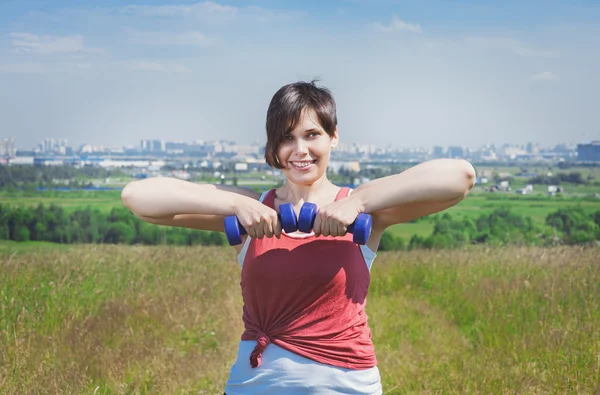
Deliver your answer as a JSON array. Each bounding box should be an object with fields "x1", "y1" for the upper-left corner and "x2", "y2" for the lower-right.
[
  {"x1": 120, "y1": 2, "x2": 301, "y2": 25},
  {"x1": 125, "y1": 29, "x2": 215, "y2": 47},
  {"x1": 0, "y1": 59, "x2": 190, "y2": 74},
  {"x1": 121, "y1": 1, "x2": 238, "y2": 19},
  {"x1": 372, "y1": 15, "x2": 422, "y2": 33},
  {"x1": 532, "y1": 71, "x2": 558, "y2": 81},
  {"x1": 123, "y1": 61, "x2": 190, "y2": 73},
  {"x1": 464, "y1": 36, "x2": 559, "y2": 58},
  {"x1": 0, "y1": 62, "x2": 46, "y2": 73},
  {"x1": 0, "y1": 62, "x2": 92, "y2": 73},
  {"x1": 9, "y1": 32, "x2": 101, "y2": 55},
  {"x1": 244, "y1": 6, "x2": 304, "y2": 23}
]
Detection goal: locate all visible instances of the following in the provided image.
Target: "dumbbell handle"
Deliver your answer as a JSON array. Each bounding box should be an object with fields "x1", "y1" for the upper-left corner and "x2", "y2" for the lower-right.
[{"x1": 298, "y1": 203, "x2": 372, "y2": 245}]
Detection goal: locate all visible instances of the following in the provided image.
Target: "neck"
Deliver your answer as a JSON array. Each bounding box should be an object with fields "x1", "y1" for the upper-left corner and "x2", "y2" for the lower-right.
[{"x1": 278, "y1": 176, "x2": 338, "y2": 205}]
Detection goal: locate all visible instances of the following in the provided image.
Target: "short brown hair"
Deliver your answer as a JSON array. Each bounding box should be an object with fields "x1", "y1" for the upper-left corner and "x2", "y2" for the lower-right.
[{"x1": 264, "y1": 80, "x2": 337, "y2": 169}]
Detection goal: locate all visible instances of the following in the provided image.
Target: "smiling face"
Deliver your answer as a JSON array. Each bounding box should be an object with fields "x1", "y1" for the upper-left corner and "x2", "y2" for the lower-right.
[
  {"x1": 264, "y1": 81, "x2": 338, "y2": 172},
  {"x1": 277, "y1": 109, "x2": 338, "y2": 186}
]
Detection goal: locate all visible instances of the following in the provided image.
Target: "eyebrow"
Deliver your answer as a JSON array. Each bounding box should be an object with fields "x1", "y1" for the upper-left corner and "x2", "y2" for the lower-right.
[{"x1": 285, "y1": 128, "x2": 322, "y2": 135}]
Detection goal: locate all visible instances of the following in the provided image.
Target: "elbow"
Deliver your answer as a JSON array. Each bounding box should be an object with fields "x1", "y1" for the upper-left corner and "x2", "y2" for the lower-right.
[
  {"x1": 122, "y1": 181, "x2": 156, "y2": 219},
  {"x1": 461, "y1": 160, "x2": 477, "y2": 193},
  {"x1": 121, "y1": 181, "x2": 140, "y2": 213}
]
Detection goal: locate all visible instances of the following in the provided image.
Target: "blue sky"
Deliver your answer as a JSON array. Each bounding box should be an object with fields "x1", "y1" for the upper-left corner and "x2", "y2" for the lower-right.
[{"x1": 1, "y1": 0, "x2": 599, "y2": 150}]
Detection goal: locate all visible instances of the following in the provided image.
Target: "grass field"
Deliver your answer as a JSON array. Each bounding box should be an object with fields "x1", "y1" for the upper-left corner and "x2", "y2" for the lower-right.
[
  {"x1": 0, "y1": 195, "x2": 121, "y2": 213},
  {"x1": 0, "y1": 190, "x2": 123, "y2": 213},
  {"x1": 1, "y1": 244, "x2": 598, "y2": 394}
]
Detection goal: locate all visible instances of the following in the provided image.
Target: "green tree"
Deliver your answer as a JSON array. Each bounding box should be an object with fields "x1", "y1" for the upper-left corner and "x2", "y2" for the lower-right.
[
  {"x1": 378, "y1": 231, "x2": 405, "y2": 251},
  {"x1": 14, "y1": 225, "x2": 30, "y2": 241},
  {"x1": 103, "y1": 222, "x2": 135, "y2": 244},
  {"x1": 546, "y1": 207, "x2": 599, "y2": 245}
]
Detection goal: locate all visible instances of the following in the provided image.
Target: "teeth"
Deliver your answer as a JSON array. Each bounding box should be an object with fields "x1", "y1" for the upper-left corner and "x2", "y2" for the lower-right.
[{"x1": 292, "y1": 161, "x2": 313, "y2": 168}]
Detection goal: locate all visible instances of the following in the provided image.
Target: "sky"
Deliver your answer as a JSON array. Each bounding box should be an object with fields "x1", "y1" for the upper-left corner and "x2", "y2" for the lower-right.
[{"x1": 1, "y1": 0, "x2": 599, "y2": 150}]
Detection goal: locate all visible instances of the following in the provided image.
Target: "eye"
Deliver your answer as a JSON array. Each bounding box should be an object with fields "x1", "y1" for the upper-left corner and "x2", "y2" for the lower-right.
[
  {"x1": 283, "y1": 135, "x2": 293, "y2": 141},
  {"x1": 308, "y1": 132, "x2": 320, "y2": 138}
]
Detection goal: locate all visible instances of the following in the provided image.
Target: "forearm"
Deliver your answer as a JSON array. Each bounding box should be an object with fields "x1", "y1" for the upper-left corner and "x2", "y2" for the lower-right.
[
  {"x1": 352, "y1": 159, "x2": 476, "y2": 213},
  {"x1": 121, "y1": 177, "x2": 248, "y2": 218}
]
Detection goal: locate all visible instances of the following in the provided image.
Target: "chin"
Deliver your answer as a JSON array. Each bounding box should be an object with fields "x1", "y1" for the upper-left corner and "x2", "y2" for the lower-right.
[{"x1": 285, "y1": 172, "x2": 326, "y2": 185}]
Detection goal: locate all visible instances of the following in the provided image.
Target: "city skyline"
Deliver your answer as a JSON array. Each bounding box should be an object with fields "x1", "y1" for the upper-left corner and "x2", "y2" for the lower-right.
[
  {"x1": 1, "y1": 1, "x2": 599, "y2": 149},
  {"x1": 4, "y1": 136, "x2": 600, "y2": 163},
  {"x1": 4, "y1": 131, "x2": 593, "y2": 152},
  {"x1": 4, "y1": 135, "x2": 585, "y2": 155}
]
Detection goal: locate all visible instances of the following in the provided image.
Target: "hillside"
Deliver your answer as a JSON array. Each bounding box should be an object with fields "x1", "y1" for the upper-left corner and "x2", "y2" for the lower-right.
[{"x1": 1, "y1": 244, "x2": 598, "y2": 394}]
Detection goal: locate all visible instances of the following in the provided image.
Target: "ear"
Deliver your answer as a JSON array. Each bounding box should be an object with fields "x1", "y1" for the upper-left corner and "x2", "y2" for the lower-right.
[{"x1": 330, "y1": 127, "x2": 339, "y2": 149}]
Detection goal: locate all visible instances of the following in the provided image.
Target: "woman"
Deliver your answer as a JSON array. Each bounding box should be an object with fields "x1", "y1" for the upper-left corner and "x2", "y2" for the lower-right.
[{"x1": 121, "y1": 80, "x2": 476, "y2": 394}]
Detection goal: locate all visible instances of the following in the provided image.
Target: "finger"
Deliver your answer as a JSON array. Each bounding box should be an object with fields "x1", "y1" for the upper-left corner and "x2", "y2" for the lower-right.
[
  {"x1": 264, "y1": 220, "x2": 274, "y2": 238},
  {"x1": 313, "y1": 215, "x2": 321, "y2": 237},
  {"x1": 320, "y1": 215, "x2": 330, "y2": 237},
  {"x1": 336, "y1": 223, "x2": 346, "y2": 237},
  {"x1": 247, "y1": 226, "x2": 258, "y2": 239},
  {"x1": 273, "y1": 218, "x2": 282, "y2": 238},
  {"x1": 329, "y1": 220, "x2": 338, "y2": 237},
  {"x1": 253, "y1": 220, "x2": 265, "y2": 239},
  {"x1": 268, "y1": 212, "x2": 279, "y2": 238}
]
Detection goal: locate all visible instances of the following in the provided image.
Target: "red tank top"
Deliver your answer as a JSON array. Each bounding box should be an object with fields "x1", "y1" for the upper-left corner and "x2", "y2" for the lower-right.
[{"x1": 239, "y1": 187, "x2": 377, "y2": 370}]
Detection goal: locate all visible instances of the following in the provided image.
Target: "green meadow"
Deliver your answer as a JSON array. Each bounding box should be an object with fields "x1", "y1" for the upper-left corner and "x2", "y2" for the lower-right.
[
  {"x1": 1, "y1": 168, "x2": 599, "y2": 393},
  {"x1": 0, "y1": 190, "x2": 123, "y2": 213},
  {"x1": 1, "y1": 244, "x2": 598, "y2": 394}
]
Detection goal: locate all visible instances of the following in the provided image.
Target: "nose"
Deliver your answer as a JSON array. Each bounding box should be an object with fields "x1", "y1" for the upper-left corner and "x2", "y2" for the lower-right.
[{"x1": 294, "y1": 139, "x2": 308, "y2": 155}]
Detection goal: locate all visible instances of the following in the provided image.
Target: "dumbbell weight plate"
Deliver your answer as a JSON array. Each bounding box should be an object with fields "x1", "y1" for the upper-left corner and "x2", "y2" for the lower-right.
[
  {"x1": 224, "y1": 202, "x2": 298, "y2": 246},
  {"x1": 298, "y1": 202, "x2": 318, "y2": 233},
  {"x1": 224, "y1": 215, "x2": 246, "y2": 246},
  {"x1": 279, "y1": 203, "x2": 297, "y2": 233},
  {"x1": 348, "y1": 213, "x2": 372, "y2": 245}
]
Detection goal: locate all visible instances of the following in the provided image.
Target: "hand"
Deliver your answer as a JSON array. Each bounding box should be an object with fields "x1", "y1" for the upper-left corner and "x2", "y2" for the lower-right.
[
  {"x1": 312, "y1": 197, "x2": 363, "y2": 238},
  {"x1": 234, "y1": 199, "x2": 282, "y2": 239}
]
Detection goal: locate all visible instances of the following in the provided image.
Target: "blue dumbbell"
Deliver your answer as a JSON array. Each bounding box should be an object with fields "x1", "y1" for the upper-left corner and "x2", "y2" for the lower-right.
[
  {"x1": 224, "y1": 203, "x2": 297, "y2": 246},
  {"x1": 297, "y1": 202, "x2": 372, "y2": 245}
]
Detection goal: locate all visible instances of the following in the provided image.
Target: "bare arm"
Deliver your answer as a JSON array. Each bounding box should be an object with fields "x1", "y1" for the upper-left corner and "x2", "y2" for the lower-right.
[
  {"x1": 351, "y1": 159, "x2": 476, "y2": 229},
  {"x1": 121, "y1": 177, "x2": 261, "y2": 232}
]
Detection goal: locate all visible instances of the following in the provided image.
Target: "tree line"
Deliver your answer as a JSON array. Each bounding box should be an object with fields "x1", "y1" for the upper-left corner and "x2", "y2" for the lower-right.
[
  {"x1": 1, "y1": 204, "x2": 598, "y2": 250},
  {"x1": 378, "y1": 207, "x2": 600, "y2": 251},
  {"x1": 526, "y1": 172, "x2": 596, "y2": 186}
]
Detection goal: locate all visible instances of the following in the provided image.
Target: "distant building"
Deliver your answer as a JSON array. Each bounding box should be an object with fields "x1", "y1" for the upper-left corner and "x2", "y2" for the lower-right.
[
  {"x1": 447, "y1": 146, "x2": 464, "y2": 158},
  {"x1": 577, "y1": 141, "x2": 600, "y2": 162},
  {"x1": 526, "y1": 142, "x2": 540, "y2": 154},
  {"x1": 0, "y1": 138, "x2": 16, "y2": 158},
  {"x1": 432, "y1": 146, "x2": 445, "y2": 158},
  {"x1": 8, "y1": 156, "x2": 34, "y2": 165},
  {"x1": 36, "y1": 138, "x2": 69, "y2": 154},
  {"x1": 185, "y1": 143, "x2": 215, "y2": 156},
  {"x1": 329, "y1": 161, "x2": 360, "y2": 173},
  {"x1": 165, "y1": 141, "x2": 188, "y2": 154},
  {"x1": 141, "y1": 139, "x2": 164, "y2": 152}
]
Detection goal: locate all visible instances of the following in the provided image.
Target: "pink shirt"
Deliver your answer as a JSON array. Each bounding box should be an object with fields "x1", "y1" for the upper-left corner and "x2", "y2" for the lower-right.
[{"x1": 239, "y1": 187, "x2": 377, "y2": 370}]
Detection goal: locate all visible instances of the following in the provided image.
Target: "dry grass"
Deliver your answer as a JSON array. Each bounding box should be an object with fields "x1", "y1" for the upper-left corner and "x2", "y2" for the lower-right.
[{"x1": 1, "y1": 244, "x2": 599, "y2": 394}]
